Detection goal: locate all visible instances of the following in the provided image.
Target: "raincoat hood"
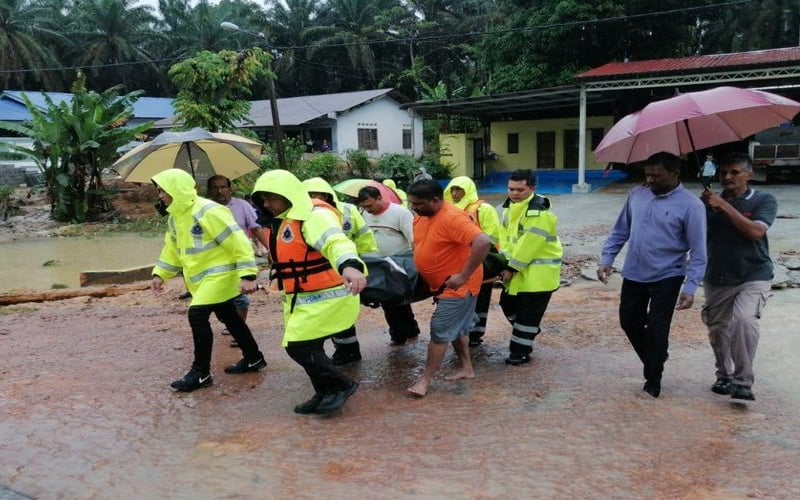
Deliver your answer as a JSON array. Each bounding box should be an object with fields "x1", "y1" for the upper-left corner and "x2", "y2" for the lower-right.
[
  {"x1": 252, "y1": 169, "x2": 313, "y2": 220},
  {"x1": 444, "y1": 176, "x2": 479, "y2": 210},
  {"x1": 151, "y1": 169, "x2": 197, "y2": 215},
  {"x1": 302, "y1": 177, "x2": 341, "y2": 212}
]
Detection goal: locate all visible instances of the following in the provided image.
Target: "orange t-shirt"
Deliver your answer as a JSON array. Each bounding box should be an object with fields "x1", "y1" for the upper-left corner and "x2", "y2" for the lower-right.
[{"x1": 413, "y1": 202, "x2": 484, "y2": 298}]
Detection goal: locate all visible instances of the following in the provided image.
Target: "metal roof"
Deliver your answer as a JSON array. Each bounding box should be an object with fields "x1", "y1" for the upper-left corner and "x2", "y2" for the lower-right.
[
  {"x1": 0, "y1": 91, "x2": 174, "y2": 121},
  {"x1": 154, "y1": 88, "x2": 403, "y2": 128},
  {"x1": 578, "y1": 47, "x2": 800, "y2": 80},
  {"x1": 400, "y1": 85, "x2": 616, "y2": 120}
]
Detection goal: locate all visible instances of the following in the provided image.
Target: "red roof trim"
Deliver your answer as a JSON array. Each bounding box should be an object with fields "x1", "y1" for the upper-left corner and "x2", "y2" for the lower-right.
[{"x1": 578, "y1": 47, "x2": 800, "y2": 79}]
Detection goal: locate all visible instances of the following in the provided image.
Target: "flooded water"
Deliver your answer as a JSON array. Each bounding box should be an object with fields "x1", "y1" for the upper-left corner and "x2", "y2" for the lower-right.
[{"x1": 0, "y1": 235, "x2": 163, "y2": 292}]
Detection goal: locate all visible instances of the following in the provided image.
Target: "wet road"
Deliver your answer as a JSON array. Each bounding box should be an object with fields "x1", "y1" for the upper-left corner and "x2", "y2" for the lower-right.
[{"x1": 1, "y1": 181, "x2": 799, "y2": 498}]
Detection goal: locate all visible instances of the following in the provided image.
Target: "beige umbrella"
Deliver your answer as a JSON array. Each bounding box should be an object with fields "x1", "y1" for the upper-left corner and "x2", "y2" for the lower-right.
[{"x1": 112, "y1": 127, "x2": 263, "y2": 184}]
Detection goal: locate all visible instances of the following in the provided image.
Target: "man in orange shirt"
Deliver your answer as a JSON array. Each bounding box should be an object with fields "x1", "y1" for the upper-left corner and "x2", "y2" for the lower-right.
[{"x1": 406, "y1": 179, "x2": 491, "y2": 397}]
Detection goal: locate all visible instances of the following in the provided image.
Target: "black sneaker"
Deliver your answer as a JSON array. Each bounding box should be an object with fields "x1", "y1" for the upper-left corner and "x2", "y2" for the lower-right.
[
  {"x1": 314, "y1": 381, "x2": 359, "y2": 415},
  {"x1": 224, "y1": 357, "x2": 267, "y2": 374},
  {"x1": 731, "y1": 384, "x2": 755, "y2": 401},
  {"x1": 178, "y1": 291, "x2": 192, "y2": 300},
  {"x1": 643, "y1": 380, "x2": 661, "y2": 398},
  {"x1": 170, "y1": 369, "x2": 213, "y2": 392},
  {"x1": 468, "y1": 337, "x2": 484, "y2": 348},
  {"x1": 294, "y1": 393, "x2": 324, "y2": 415},
  {"x1": 505, "y1": 352, "x2": 531, "y2": 366},
  {"x1": 711, "y1": 378, "x2": 732, "y2": 395},
  {"x1": 332, "y1": 347, "x2": 362, "y2": 365}
]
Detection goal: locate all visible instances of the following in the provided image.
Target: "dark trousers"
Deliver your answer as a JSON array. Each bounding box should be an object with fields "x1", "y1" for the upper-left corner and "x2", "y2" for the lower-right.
[
  {"x1": 382, "y1": 302, "x2": 420, "y2": 342},
  {"x1": 469, "y1": 281, "x2": 495, "y2": 343},
  {"x1": 619, "y1": 276, "x2": 684, "y2": 383},
  {"x1": 500, "y1": 290, "x2": 553, "y2": 355},
  {"x1": 187, "y1": 298, "x2": 262, "y2": 374},
  {"x1": 285, "y1": 334, "x2": 353, "y2": 395}
]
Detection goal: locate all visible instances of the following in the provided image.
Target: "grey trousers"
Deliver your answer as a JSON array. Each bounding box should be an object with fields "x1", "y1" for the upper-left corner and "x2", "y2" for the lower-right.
[{"x1": 701, "y1": 280, "x2": 771, "y2": 387}]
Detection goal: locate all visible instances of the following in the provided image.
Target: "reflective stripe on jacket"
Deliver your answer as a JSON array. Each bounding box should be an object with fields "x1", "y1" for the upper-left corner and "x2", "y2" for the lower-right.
[
  {"x1": 500, "y1": 193, "x2": 563, "y2": 294},
  {"x1": 151, "y1": 169, "x2": 257, "y2": 306}
]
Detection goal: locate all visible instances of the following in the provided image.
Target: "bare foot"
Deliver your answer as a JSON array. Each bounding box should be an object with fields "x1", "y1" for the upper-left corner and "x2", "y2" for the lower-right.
[
  {"x1": 445, "y1": 370, "x2": 475, "y2": 381},
  {"x1": 407, "y1": 380, "x2": 428, "y2": 398}
]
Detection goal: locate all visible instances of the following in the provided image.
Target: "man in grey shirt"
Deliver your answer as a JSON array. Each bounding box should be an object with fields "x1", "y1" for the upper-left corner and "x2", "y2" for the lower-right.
[
  {"x1": 598, "y1": 152, "x2": 707, "y2": 398},
  {"x1": 700, "y1": 153, "x2": 777, "y2": 401}
]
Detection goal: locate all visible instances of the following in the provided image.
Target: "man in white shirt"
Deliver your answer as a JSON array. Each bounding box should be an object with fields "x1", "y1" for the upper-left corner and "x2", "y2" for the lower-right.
[{"x1": 357, "y1": 186, "x2": 420, "y2": 345}]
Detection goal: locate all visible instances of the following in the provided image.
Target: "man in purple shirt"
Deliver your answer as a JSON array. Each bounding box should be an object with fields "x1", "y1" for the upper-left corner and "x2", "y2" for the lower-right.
[
  {"x1": 597, "y1": 152, "x2": 707, "y2": 398},
  {"x1": 208, "y1": 175, "x2": 267, "y2": 347}
]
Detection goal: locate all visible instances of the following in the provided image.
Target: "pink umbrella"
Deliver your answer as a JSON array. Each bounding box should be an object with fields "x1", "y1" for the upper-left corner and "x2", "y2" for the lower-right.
[
  {"x1": 593, "y1": 86, "x2": 800, "y2": 165},
  {"x1": 332, "y1": 178, "x2": 401, "y2": 205}
]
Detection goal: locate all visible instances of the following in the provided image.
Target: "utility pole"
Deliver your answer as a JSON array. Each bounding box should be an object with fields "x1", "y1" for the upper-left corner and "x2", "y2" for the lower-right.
[{"x1": 220, "y1": 22, "x2": 286, "y2": 170}]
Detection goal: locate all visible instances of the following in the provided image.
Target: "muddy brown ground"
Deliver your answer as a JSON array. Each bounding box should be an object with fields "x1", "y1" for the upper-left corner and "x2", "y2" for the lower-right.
[{"x1": 2, "y1": 183, "x2": 800, "y2": 498}]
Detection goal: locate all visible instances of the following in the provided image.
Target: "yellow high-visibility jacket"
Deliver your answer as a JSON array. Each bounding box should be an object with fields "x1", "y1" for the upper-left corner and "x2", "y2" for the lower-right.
[
  {"x1": 500, "y1": 192, "x2": 563, "y2": 294},
  {"x1": 151, "y1": 169, "x2": 257, "y2": 306},
  {"x1": 302, "y1": 177, "x2": 380, "y2": 256},
  {"x1": 254, "y1": 170, "x2": 365, "y2": 346},
  {"x1": 444, "y1": 175, "x2": 501, "y2": 248}
]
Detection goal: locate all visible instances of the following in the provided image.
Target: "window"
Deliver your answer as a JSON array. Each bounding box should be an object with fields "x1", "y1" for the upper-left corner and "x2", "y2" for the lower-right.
[
  {"x1": 358, "y1": 128, "x2": 378, "y2": 150},
  {"x1": 537, "y1": 131, "x2": 555, "y2": 169},
  {"x1": 402, "y1": 129, "x2": 412, "y2": 149},
  {"x1": 507, "y1": 133, "x2": 519, "y2": 154}
]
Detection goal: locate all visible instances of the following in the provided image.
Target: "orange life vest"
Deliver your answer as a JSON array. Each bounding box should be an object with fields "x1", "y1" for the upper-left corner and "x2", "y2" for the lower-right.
[
  {"x1": 464, "y1": 200, "x2": 487, "y2": 228},
  {"x1": 271, "y1": 199, "x2": 344, "y2": 294}
]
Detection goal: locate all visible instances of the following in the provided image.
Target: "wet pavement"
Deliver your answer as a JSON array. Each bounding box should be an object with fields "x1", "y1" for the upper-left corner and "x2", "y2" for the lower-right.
[{"x1": 1, "y1": 181, "x2": 799, "y2": 498}]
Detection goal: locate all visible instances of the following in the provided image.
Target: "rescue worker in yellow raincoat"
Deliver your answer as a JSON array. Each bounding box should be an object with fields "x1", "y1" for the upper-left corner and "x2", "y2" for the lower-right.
[
  {"x1": 303, "y1": 177, "x2": 379, "y2": 365},
  {"x1": 444, "y1": 176, "x2": 502, "y2": 347},
  {"x1": 498, "y1": 169, "x2": 563, "y2": 366},
  {"x1": 150, "y1": 169, "x2": 266, "y2": 393},
  {"x1": 253, "y1": 170, "x2": 367, "y2": 415},
  {"x1": 382, "y1": 178, "x2": 408, "y2": 207}
]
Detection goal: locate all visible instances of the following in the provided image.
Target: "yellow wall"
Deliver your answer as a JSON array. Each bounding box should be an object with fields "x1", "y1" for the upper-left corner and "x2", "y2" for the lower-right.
[
  {"x1": 440, "y1": 133, "x2": 482, "y2": 178},
  {"x1": 487, "y1": 116, "x2": 614, "y2": 172}
]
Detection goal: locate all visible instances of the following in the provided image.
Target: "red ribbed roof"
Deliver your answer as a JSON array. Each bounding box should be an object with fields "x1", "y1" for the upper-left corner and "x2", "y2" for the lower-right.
[{"x1": 578, "y1": 47, "x2": 800, "y2": 79}]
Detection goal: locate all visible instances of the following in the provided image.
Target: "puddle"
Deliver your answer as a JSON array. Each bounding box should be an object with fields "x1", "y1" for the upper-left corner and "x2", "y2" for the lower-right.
[{"x1": 0, "y1": 235, "x2": 163, "y2": 291}]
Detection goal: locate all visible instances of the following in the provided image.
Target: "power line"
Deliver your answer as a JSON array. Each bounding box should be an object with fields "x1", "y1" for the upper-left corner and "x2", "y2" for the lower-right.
[{"x1": 0, "y1": 0, "x2": 757, "y2": 76}]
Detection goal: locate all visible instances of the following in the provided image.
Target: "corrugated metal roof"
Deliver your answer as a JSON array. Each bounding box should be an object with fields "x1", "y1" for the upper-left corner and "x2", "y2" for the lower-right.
[
  {"x1": 0, "y1": 91, "x2": 174, "y2": 121},
  {"x1": 578, "y1": 47, "x2": 800, "y2": 79},
  {"x1": 155, "y1": 88, "x2": 398, "y2": 128},
  {"x1": 0, "y1": 100, "x2": 34, "y2": 122}
]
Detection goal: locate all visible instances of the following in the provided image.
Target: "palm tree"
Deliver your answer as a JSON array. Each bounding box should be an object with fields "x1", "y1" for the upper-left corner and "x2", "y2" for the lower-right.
[
  {"x1": 266, "y1": 0, "x2": 322, "y2": 95},
  {"x1": 304, "y1": 0, "x2": 400, "y2": 90},
  {"x1": 0, "y1": 0, "x2": 67, "y2": 89},
  {"x1": 66, "y1": 0, "x2": 164, "y2": 92}
]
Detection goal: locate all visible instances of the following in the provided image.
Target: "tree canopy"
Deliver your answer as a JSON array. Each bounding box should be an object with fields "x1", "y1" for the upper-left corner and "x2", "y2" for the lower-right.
[{"x1": 0, "y1": 0, "x2": 796, "y2": 99}]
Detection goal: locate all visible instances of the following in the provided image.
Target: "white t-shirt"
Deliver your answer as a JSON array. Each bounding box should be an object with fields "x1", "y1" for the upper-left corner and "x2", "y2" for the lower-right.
[{"x1": 361, "y1": 203, "x2": 414, "y2": 256}]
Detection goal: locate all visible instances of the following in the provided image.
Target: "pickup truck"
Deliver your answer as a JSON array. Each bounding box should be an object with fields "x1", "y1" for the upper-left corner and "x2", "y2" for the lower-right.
[{"x1": 748, "y1": 125, "x2": 800, "y2": 182}]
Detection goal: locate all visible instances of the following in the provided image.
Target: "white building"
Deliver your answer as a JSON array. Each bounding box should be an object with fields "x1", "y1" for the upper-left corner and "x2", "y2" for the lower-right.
[{"x1": 156, "y1": 88, "x2": 425, "y2": 159}]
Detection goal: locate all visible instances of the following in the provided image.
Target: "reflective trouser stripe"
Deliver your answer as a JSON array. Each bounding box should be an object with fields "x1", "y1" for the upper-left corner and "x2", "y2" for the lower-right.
[
  {"x1": 514, "y1": 323, "x2": 540, "y2": 334},
  {"x1": 510, "y1": 334, "x2": 535, "y2": 346},
  {"x1": 333, "y1": 336, "x2": 358, "y2": 345}
]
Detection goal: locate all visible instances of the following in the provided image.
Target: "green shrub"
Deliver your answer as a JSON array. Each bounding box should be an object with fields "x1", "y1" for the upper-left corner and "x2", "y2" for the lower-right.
[
  {"x1": 420, "y1": 153, "x2": 453, "y2": 180},
  {"x1": 376, "y1": 153, "x2": 418, "y2": 188},
  {"x1": 345, "y1": 149, "x2": 377, "y2": 178},
  {"x1": 300, "y1": 153, "x2": 339, "y2": 181}
]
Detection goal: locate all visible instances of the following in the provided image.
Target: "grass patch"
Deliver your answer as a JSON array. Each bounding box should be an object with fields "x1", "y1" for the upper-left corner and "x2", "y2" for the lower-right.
[
  {"x1": 51, "y1": 283, "x2": 69, "y2": 289},
  {"x1": 42, "y1": 259, "x2": 59, "y2": 267},
  {"x1": 0, "y1": 306, "x2": 39, "y2": 315},
  {"x1": 57, "y1": 216, "x2": 167, "y2": 237}
]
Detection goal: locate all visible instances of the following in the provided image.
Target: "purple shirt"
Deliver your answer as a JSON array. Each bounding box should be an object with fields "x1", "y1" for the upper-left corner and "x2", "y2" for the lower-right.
[
  {"x1": 226, "y1": 197, "x2": 260, "y2": 232},
  {"x1": 600, "y1": 184, "x2": 707, "y2": 295}
]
